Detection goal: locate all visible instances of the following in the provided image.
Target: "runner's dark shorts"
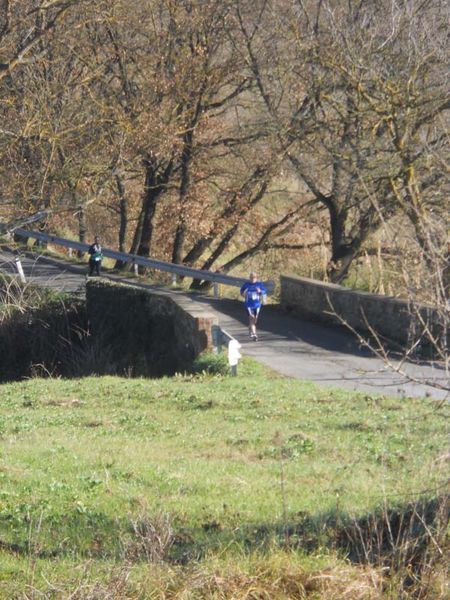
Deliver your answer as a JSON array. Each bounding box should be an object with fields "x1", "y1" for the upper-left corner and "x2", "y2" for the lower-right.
[{"x1": 246, "y1": 306, "x2": 261, "y2": 318}]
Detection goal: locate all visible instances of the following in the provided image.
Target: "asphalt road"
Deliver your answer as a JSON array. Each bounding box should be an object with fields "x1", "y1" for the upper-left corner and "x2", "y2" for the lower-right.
[{"x1": 1, "y1": 248, "x2": 448, "y2": 400}]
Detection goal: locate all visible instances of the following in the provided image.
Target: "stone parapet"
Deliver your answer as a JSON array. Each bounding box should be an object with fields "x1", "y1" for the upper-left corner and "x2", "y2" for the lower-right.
[
  {"x1": 280, "y1": 274, "x2": 446, "y2": 351},
  {"x1": 86, "y1": 279, "x2": 217, "y2": 376}
]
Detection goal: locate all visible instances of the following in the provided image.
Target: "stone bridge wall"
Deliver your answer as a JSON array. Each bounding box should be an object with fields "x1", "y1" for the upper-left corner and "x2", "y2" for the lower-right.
[
  {"x1": 86, "y1": 279, "x2": 217, "y2": 376},
  {"x1": 280, "y1": 274, "x2": 445, "y2": 351}
]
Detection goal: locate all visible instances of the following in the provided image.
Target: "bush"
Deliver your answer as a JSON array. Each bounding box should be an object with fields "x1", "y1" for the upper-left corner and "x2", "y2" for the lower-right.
[{"x1": 191, "y1": 352, "x2": 229, "y2": 375}]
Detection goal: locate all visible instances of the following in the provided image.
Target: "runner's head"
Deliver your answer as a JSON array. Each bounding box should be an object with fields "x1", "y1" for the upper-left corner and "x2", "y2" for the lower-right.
[{"x1": 249, "y1": 271, "x2": 257, "y2": 282}]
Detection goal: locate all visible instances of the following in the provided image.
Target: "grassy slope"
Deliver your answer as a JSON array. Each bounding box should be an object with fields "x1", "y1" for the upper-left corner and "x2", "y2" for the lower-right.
[{"x1": 0, "y1": 361, "x2": 448, "y2": 597}]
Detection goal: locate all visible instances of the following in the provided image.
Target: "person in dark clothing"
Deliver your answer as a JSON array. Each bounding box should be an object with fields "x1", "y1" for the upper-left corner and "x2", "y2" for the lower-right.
[{"x1": 88, "y1": 236, "x2": 103, "y2": 276}]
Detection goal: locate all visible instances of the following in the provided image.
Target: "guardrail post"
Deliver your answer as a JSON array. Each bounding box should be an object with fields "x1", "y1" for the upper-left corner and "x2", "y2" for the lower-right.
[
  {"x1": 14, "y1": 256, "x2": 26, "y2": 283},
  {"x1": 172, "y1": 273, "x2": 177, "y2": 287},
  {"x1": 36, "y1": 236, "x2": 48, "y2": 249},
  {"x1": 211, "y1": 325, "x2": 222, "y2": 353},
  {"x1": 213, "y1": 282, "x2": 219, "y2": 298}
]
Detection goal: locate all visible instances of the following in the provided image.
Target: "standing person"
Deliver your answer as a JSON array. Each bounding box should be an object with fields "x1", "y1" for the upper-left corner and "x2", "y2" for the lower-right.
[
  {"x1": 240, "y1": 272, "x2": 266, "y2": 341},
  {"x1": 88, "y1": 236, "x2": 103, "y2": 276}
]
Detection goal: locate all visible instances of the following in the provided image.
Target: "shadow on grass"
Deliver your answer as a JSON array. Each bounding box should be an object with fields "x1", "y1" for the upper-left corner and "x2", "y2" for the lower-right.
[
  {"x1": 0, "y1": 279, "x2": 223, "y2": 382},
  {"x1": 0, "y1": 494, "x2": 446, "y2": 576}
]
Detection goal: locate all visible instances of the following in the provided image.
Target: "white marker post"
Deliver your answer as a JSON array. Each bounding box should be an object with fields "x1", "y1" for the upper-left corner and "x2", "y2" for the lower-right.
[
  {"x1": 14, "y1": 256, "x2": 26, "y2": 283},
  {"x1": 228, "y1": 338, "x2": 242, "y2": 376}
]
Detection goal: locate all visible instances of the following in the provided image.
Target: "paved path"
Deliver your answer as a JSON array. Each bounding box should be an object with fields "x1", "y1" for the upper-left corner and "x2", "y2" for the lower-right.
[{"x1": 1, "y1": 248, "x2": 448, "y2": 400}]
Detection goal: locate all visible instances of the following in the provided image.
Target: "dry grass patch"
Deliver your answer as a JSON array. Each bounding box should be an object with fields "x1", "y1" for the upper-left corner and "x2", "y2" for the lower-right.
[{"x1": 18, "y1": 554, "x2": 389, "y2": 600}]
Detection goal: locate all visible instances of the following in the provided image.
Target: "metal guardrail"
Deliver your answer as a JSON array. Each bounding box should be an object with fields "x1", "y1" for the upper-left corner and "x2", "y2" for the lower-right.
[{"x1": 14, "y1": 228, "x2": 275, "y2": 296}]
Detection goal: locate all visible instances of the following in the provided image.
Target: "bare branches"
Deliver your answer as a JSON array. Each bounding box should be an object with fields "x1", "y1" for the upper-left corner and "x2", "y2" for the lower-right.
[
  {"x1": 0, "y1": 0, "x2": 447, "y2": 303},
  {"x1": 0, "y1": 0, "x2": 86, "y2": 81},
  {"x1": 0, "y1": 0, "x2": 12, "y2": 38}
]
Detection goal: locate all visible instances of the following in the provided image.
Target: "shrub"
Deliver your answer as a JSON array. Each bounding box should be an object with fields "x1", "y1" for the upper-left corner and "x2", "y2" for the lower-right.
[{"x1": 191, "y1": 352, "x2": 229, "y2": 375}]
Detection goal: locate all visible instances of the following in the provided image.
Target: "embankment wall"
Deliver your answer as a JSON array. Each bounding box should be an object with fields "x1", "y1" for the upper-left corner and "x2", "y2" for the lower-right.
[{"x1": 86, "y1": 279, "x2": 217, "y2": 376}]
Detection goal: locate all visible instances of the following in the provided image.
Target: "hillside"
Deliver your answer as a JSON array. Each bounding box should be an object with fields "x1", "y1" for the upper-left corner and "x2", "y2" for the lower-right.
[{"x1": 0, "y1": 364, "x2": 448, "y2": 598}]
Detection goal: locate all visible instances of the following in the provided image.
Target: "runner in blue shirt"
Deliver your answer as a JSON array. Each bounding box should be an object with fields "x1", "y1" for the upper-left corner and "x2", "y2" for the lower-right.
[{"x1": 240, "y1": 272, "x2": 266, "y2": 341}]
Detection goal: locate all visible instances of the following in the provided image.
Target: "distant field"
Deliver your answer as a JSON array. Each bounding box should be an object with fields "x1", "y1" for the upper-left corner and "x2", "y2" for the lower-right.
[{"x1": 0, "y1": 361, "x2": 448, "y2": 597}]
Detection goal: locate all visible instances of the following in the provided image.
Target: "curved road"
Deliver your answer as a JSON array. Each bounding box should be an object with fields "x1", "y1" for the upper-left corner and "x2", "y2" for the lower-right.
[{"x1": 0, "y1": 248, "x2": 448, "y2": 400}]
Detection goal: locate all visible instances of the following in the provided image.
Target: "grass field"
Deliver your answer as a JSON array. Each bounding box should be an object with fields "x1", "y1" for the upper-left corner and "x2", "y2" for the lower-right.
[{"x1": 0, "y1": 360, "x2": 448, "y2": 598}]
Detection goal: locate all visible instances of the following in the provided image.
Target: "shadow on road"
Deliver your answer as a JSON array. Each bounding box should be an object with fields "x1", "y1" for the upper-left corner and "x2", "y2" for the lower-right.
[{"x1": 188, "y1": 294, "x2": 375, "y2": 359}]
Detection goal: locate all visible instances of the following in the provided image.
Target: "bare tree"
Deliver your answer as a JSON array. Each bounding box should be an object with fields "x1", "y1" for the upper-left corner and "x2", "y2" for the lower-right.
[
  {"x1": 233, "y1": 0, "x2": 449, "y2": 283},
  {"x1": 0, "y1": 0, "x2": 113, "y2": 227}
]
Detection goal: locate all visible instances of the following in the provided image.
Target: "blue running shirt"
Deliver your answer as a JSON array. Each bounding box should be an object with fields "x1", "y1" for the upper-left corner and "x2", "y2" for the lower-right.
[{"x1": 240, "y1": 281, "x2": 266, "y2": 308}]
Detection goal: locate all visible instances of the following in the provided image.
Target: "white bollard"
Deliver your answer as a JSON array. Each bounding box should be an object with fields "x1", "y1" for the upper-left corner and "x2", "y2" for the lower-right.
[
  {"x1": 228, "y1": 339, "x2": 242, "y2": 376},
  {"x1": 14, "y1": 256, "x2": 26, "y2": 283},
  {"x1": 172, "y1": 273, "x2": 177, "y2": 286}
]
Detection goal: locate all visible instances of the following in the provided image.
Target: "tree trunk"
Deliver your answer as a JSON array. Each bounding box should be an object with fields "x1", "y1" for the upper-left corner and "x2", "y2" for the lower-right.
[
  {"x1": 117, "y1": 175, "x2": 127, "y2": 253},
  {"x1": 137, "y1": 160, "x2": 158, "y2": 260},
  {"x1": 323, "y1": 199, "x2": 350, "y2": 283},
  {"x1": 327, "y1": 246, "x2": 358, "y2": 284},
  {"x1": 135, "y1": 155, "x2": 174, "y2": 273},
  {"x1": 190, "y1": 223, "x2": 239, "y2": 290},
  {"x1": 183, "y1": 236, "x2": 210, "y2": 266},
  {"x1": 171, "y1": 129, "x2": 193, "y2": 264},
  {"x1": 172, "y1": 222, "x2": 186, "y2": 265},
  {"x1": 128, "y1": 208, "x2": 144, "y2": 255},
  {"x1": 326, "y1": 201, "x2": 383, "y2": 284},
  {"x1": 114, "y1": 175, "x2": 128, "y2": 270},
  {"x1": 77, "y1": 204, "x2": 87, "y2": 259},
  {"x1": 444, "y1": 247, "x2": 450, "y2": 298}
]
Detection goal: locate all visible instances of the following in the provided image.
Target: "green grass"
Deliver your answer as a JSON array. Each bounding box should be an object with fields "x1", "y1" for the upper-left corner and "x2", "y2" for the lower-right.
[{"x1": 0, "y1": 362, "x2": 448, "y2": 596}]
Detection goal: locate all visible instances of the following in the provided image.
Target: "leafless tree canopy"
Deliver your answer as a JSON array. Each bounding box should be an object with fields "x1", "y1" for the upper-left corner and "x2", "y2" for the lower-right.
[{"x1": 0, "y1": 0, "x2": 448, "y2": 290}]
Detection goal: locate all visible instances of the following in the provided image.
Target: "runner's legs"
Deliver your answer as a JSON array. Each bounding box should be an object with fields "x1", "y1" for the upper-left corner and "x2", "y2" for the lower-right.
[{"x1": 247, "y1": 306, "x2": 260, "y2": 338}]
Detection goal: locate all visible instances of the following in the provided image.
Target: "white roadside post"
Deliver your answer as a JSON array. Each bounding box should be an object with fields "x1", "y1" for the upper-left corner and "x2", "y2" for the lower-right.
[
  {"x1": 228, "y1": 339, "x2": 242, "y2": 376},
  {"x1": 14, "y1": 256, "x2": 26, "y2": 283}
]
